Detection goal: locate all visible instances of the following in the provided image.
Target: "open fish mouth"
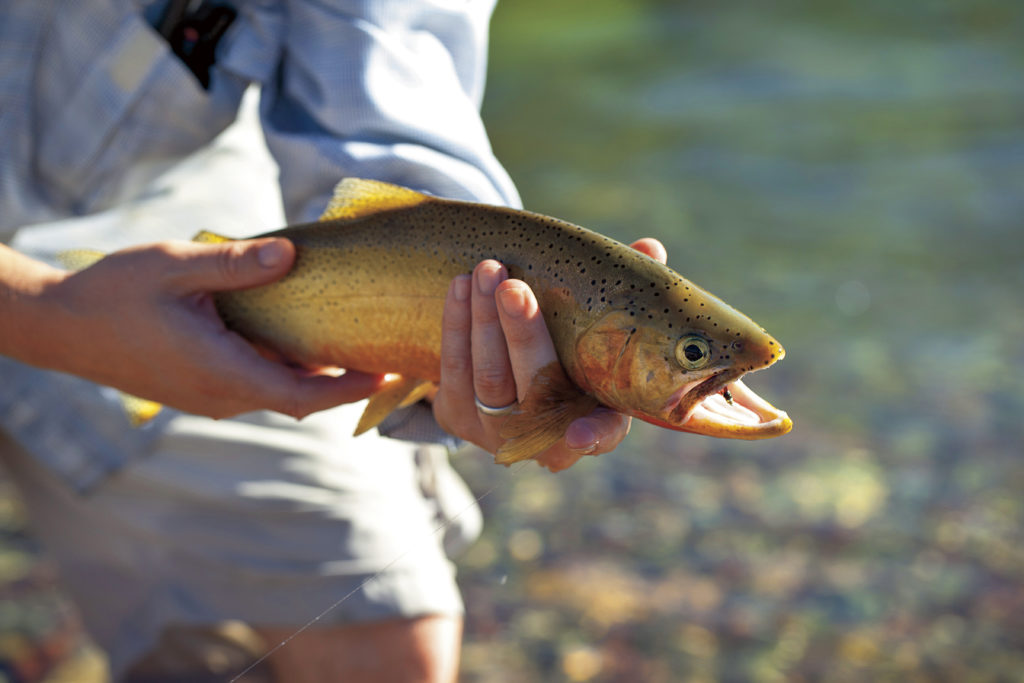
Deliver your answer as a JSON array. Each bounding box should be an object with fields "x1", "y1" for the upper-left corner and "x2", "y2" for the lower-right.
[
  {"x1": 654, "y1": 372, "x2": 791, "y2": 440},
  {"x1": 677, "y1": 377, "x2": 792, "y2": 440}
]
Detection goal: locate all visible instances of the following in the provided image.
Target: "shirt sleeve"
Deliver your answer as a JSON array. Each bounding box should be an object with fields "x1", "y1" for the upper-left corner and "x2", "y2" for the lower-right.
[{"x1": 259, "y1": 0, "x2": 521, "y2": 222}]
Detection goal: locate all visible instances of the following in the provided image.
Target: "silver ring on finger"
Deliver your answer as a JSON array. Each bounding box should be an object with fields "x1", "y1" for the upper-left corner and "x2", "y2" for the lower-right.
[{"x1": 474, "y1": 395, "x2": 517, "y2": 417}]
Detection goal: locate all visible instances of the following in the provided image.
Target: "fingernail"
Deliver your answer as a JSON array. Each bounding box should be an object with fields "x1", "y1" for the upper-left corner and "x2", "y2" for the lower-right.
[
  {"x1": 497, "y1": 286, "x2": 527, "y2": 318},
  {"x1": 453, "y1": 275, "x2": 471, "y2": 302},
  {"x1": 476, "y1": 263, "x2": 505, "y2": 295},
  {"x1": 566, "y1": 420, "x2": 599, "y2": 453},
  {"x1": 258, "y1": 240, "x2": 288, "y2": 268}
]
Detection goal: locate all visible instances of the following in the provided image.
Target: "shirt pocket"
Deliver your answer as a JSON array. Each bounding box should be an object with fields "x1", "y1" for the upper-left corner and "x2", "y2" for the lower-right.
[{"x1": 34, "y1": 3, "x2": 245, "y2": 214}]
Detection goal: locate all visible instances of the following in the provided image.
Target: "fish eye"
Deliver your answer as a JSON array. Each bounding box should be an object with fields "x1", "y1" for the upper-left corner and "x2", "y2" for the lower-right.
[{"x1": 676, "y1": 336, "x2": 711, "y2": 370}]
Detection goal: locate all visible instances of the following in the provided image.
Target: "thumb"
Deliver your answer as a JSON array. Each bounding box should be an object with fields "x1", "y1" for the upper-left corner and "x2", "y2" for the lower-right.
[{"x1": 164, "y1": 238, "x2": 296, "y2": 294}]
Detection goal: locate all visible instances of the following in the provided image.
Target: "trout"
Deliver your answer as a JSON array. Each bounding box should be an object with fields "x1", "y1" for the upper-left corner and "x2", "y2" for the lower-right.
[{"x1": 196, "y1": 178, "x2": 792, "y2": 463}]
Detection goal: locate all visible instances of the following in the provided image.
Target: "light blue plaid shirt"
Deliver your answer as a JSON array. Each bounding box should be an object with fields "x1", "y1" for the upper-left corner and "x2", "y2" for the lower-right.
[{"x1": 0, "y1": 0, "x2": 520, "y2": 490}]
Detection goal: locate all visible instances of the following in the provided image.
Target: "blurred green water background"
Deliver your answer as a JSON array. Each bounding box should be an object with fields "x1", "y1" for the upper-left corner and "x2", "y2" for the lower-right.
[
  {"x1": 452, "y1": 0, "x2": 1024, "y2": 681},
  {"x1": 1, "y1": 0, "x2": 1022, "y2": 681}
]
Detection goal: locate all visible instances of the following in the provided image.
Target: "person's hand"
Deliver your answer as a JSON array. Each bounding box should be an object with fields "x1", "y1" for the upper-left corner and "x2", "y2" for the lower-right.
[
  {"x1": 28, "y1": 239, "x2": 386, "y2": 419},
  {"x1": 433, "y1": 237, "x2": 668, "y2": 472}
]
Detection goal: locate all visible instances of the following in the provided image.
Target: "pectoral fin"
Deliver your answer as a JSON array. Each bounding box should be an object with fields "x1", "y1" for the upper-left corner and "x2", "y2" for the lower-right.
[
  {"x1": 495, "y1": 363, "x2": 599, "y2": 466},
  {"x1": 354, "y1": 375, "x2": 436, "y2": 436}
]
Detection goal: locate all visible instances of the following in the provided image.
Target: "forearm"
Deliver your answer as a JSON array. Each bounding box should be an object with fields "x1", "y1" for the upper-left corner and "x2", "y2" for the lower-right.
[{"x1": 0, "y1": 244, "x2": 68, "y2": 368}]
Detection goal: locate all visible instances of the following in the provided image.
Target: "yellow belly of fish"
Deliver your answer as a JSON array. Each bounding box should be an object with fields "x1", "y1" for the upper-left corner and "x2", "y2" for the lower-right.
[{"x1": 227, "y1": 293, "x2": 447, "y2": 380}]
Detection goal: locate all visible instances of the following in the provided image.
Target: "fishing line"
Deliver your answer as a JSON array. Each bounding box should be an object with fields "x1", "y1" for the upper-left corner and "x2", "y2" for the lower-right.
[{"x1": 228, "y1": 458, "x2": 532, "y2": 682}]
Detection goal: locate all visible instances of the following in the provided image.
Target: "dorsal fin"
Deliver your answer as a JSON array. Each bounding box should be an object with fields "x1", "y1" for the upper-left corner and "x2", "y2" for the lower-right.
[
  {"x1": 319, "y1": 178, "x2": 431, "y2": 222},
  {"x1": 192, "y1": 230, "x2": 233, "y2": 244}
]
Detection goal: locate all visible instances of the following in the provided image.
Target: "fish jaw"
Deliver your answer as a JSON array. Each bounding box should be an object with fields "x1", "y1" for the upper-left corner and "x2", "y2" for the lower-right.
[{"x1": 639, "y1": 377, "x2": 792, "y2": 439}]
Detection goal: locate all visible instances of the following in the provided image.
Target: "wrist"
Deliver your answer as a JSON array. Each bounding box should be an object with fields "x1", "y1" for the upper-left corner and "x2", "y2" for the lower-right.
[{"x1": 0, "y1": 246, "x2": 72, "y2": 367}]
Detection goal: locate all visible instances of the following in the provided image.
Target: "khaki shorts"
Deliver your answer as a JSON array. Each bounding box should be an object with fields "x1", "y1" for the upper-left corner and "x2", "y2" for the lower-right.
[{"x1": 0, "y1": 406, "x2": 481, "y2": 679}]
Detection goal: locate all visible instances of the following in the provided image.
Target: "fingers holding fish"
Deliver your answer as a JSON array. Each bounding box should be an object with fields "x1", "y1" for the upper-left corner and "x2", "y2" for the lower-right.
[
  {"x1": 493, "y1": 279, "x2": 552, "y2": 401},
  {"x1": 490, "y1": 277, "x2": 630, "y2": 468},
  {"x1": 460, "y1": 270, "x2": 626, "y2": 466},
  {"x1": 435, "y1": 273, "x2": 487, "y2": 446},
  {"x1": 470, "y1": 260, "x2": 518, "y2": 413},
  {"x1": 436, "y1": 263, "x2": 596, "y2": 462},
  {"x1": 516, "y1": 236, "x2": 660, "y2": 469},
  {"x1": 628, "y1": 237, "x2": 668, "y2": 264},
  {"x1": 435, "y1": 260, "x2": 522, "y2": 452}
]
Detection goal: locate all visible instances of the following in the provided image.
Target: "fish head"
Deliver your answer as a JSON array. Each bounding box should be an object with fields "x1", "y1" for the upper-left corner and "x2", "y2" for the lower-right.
[{"x1": 573, "y1": 283, "x2": 792, "y2": 440}]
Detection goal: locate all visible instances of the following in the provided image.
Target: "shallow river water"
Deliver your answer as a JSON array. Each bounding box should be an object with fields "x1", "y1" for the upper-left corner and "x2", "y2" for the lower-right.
[{"x1": 453, "y1": 2, "x2": 1024, "y2": 680}]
